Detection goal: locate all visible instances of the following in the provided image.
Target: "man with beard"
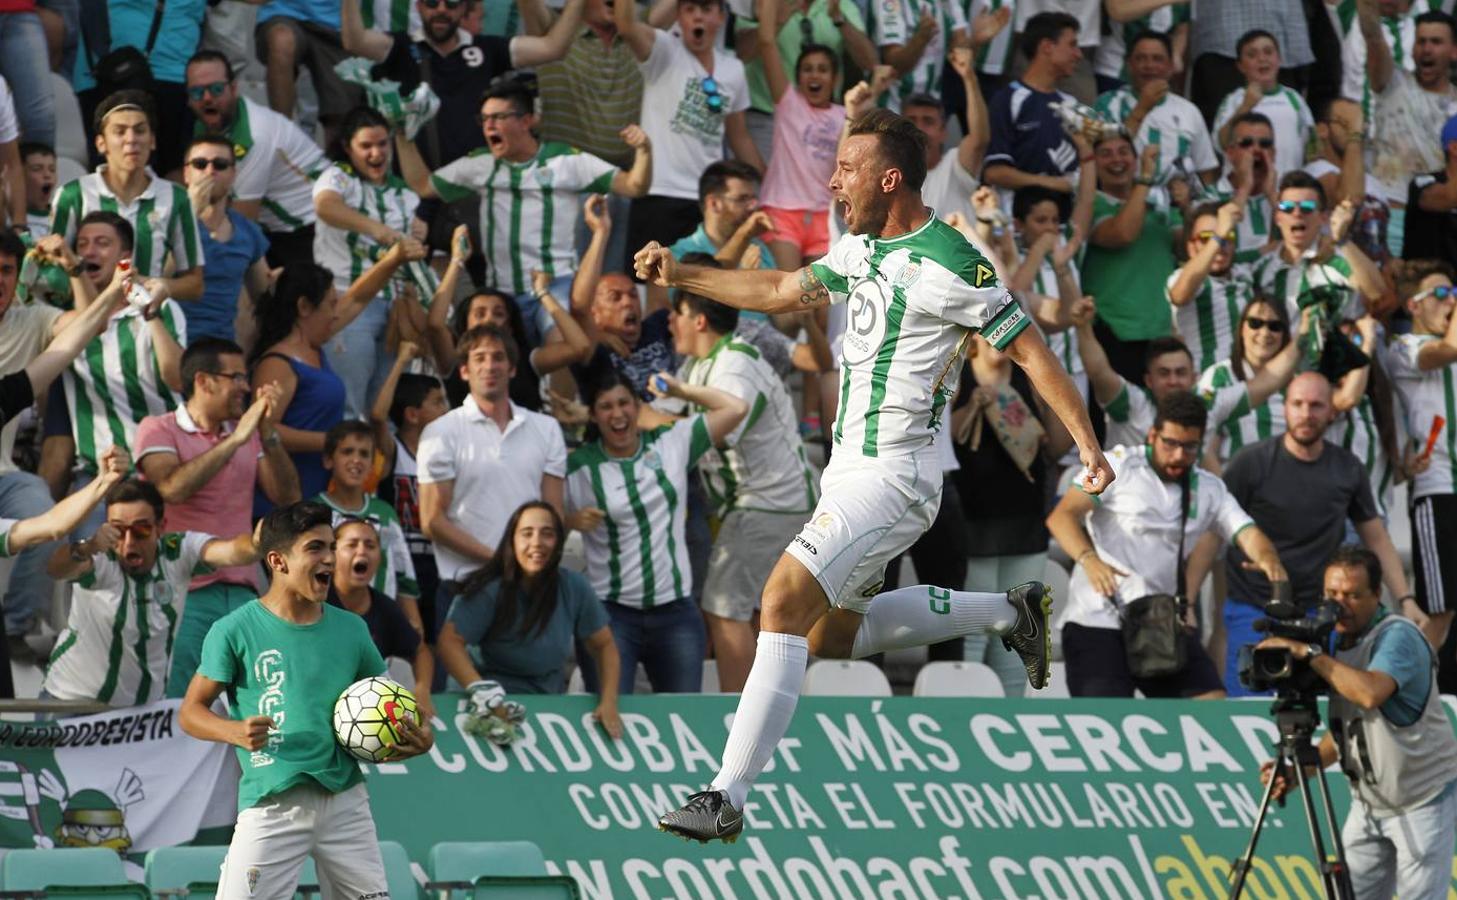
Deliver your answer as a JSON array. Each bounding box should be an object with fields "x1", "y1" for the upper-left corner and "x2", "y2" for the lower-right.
[
  {"x1": 41, "y1": 477, "x2": 262, "y2": 707},
  {"x1": 1206, "y1": 112, "x2": 1279, "y2": 265},
  {"x1": 640, "y1": 108, "x2": 1113, "y2": 842},
  {"x1": 1168, "y1": 200, "x2": 1256, "y2": 374},
  {"x1": 572, "y1": 269, "x2": 676, "y2": 399},
  {"x1": 184, "y1": 51, "x2": 328, "y2": 268},
  {"x1": 134, "y1": 337, "x2": 301, "y2": 696},
  {"x1": 1047, "y1": 389, "x2": 1286, "y2": 698},
  {"x1": 341, "y1": 0, "x2": 586, "y2": 169},
  {"x1": 1219, "y1": 372, "x2": 1411, "y2": 696}
]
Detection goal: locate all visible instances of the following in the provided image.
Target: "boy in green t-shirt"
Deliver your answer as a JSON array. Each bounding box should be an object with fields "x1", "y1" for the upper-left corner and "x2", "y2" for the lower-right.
[{"x1": 180, "y1": 500, "x2": 433, "y2": 900}]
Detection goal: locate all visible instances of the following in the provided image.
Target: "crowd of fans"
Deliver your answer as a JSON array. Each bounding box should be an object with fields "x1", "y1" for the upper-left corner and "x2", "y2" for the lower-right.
[{"x1": 0, "y1": 0, "x2": 1456, "y2": 730}]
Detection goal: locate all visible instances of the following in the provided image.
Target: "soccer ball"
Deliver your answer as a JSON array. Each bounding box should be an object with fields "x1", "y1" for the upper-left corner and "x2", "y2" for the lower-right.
[{"x1": 333, "y1": 677, "x2": 419, "y2": 762}]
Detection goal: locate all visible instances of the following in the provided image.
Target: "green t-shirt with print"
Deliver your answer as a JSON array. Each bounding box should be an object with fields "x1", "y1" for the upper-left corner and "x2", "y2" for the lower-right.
[{"x1": 198, "y1": 600, "x2": 386, "y2": 812}]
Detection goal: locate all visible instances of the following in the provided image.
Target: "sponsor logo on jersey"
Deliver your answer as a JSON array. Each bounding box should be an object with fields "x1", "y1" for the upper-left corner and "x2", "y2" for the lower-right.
[{"x1": 842, "y1": 279, "x2": 889, "y2": 366}]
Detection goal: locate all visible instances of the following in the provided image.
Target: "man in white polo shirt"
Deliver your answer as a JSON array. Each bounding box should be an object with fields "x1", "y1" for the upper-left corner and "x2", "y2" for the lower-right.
[{"x1": 417, "y1": 324, "x2": 567, "y2": 641}]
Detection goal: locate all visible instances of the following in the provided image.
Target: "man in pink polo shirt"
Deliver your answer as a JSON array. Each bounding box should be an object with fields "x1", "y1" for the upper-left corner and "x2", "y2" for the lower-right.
[{"x1": 133, "y1": 337, "x2": 300, "y2": 696}]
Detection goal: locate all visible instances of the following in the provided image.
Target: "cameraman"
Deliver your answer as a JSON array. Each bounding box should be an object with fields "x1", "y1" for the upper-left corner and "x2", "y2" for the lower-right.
[
  {"x1": 1259, "y1": 547, "x2": 1457, "y2": 900},
  {"x1": 1048, "y1": 390, "x2": 1287, "y2": 698}
]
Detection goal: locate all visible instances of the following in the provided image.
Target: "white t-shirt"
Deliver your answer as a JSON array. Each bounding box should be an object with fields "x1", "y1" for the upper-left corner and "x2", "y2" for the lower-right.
[
  {"x1": 1014, "y1": 0, "x2": 1098, "y2": 42},
  {"x1": 229, "y1": 97, "x2": 328, "y2": 233},
  {"x1": 416, "y1": 398, "x2": 568, "y2": 580},
  {"x1": 1064, "y1": 444, "x2": 1254, "y2": 630},
  {"x1": 1212, "y1": 85, "x2": 1315, "y2": 179},
  {"x1": 1384, "y1": 334, "x2": 1457, "y2": 500},
  {"x1": 0, "y1": 76, "x2": 20, "y2": 144},
  {"x1": 638, "y1": 34, "x2": 751, "y2": 200},
  {"x1": 921, "y1": 150, "x2": 978, "y2": 225}
]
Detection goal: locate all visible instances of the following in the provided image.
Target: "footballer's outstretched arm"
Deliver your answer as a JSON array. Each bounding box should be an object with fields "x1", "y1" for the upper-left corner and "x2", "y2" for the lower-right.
[
  {"x1": 634, "y1": 241, "x2": 831, "y2": 314},
  {"x1": 1004, "y1": 324, "x2": 1114, "y2": 494}
]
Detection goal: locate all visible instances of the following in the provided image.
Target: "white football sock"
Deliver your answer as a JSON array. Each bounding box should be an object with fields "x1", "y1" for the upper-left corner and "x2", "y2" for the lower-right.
[
  {"x1": 850, "y1": 584, "x2": 1018, "y2": 659},
  {"x1": 710, "y1": 632, "x2": 808, "y2": 809}
]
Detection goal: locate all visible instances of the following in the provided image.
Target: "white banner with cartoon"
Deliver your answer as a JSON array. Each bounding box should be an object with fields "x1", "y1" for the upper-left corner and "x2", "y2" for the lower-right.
[{"x1": 0, "y1": 699, "x2": 237, "y2": 854}]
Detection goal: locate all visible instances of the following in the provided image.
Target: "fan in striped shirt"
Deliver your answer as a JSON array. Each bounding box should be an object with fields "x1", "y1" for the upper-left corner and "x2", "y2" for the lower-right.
[
  {"x1": 50, "y1": 91, "x2": 205, "y2": 302},
  {"x1": 1168, "y1": 200, "x2": 1256, "y2": 374},
  {"x1": 1213, "y1": 31, "x2": 1316, "y2": 179}
]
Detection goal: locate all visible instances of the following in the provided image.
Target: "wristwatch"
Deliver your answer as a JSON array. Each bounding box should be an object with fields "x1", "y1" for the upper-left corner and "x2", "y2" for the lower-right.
[
  {"x1": 68, "y1": 540, "x2": 90, "y2": 562},
  {"x1": 1305, "y1": 643, "x2": 1324, "y2": 661}
]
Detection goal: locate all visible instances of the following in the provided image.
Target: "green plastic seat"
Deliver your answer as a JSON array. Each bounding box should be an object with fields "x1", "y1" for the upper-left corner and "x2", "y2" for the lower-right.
[
  {"x1": 143, "y1": 848, "x2": 226, "y2": 898},
  {"x1": 41, "y1": 886, "x2": 151, "y2": 900},
  {"x1": 377, "y1": 842, "x2": 418, "y2": 900},
  {"x1": 1, "y1": 849, "x2": 128, "y2": 892},
  {"x1": 428, "y1": 843, "x2": 545, "y2": 881}
]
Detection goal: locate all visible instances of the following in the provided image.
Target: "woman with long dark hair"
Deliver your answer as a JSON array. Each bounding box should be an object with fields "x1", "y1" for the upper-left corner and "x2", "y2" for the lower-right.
[
  {"x1": 1197, "y1": 296, "x2": 1308, "y2": 472},
  {"x1": 313, "y1": 105, "x2": 429, "y2": 417},
  {"x1": 436, "y1": 501, "x2": 623, "y2": 736},
  {"x1": 565, "y1": 371, "x2": 747, "y2": 694},
  {"x1": 251, "y1": 244, "x2": 425, "y2": 507}
]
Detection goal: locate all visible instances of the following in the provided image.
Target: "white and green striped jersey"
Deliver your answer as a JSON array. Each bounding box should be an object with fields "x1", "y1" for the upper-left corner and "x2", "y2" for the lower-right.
[
  {"x1": 43, "y1": 531, "x2": 212, "y2": 705},
  {"x1": 1339, "y1": 3, "x2": 1449, "y2": 117},
  {"x1": 565, "y1": 415, "x2": 713, "y2": 608},
  {"x1": 1102, "y1": 375, "x2": 1251, "y2": 450},
  {"x1": 360, "y1": 0, "x2": 421, "y2": 34},
  {"x1": 1093, "y1": 4, "x2": 1188, "y2": 80},
  {"x1": 431, "y1": 142, "x2": 617, "y2": 297},
  {"x1": 1212, "y1": 85, "x2": 1315, "y2": 179},
  {"x1": 1093, "y1": 87, "x2": 1218, "y2": 185},
  {"x1": 1024, "y1": 244, "x2": 1082, "y2": 377},
  {"x1": 316, "y1": 492, "x2": 420, "y2": 600},
  {"x1": 969, "y1": 0, "x2": 1016, "y2": 76},
  {"x1": 63, "y1": 304, "x2": 186, "y2": 475},
  {"x1": 1250, "y1": 248, "x2": 1363, "y2": 365},
  {"x1": 1167, "y1": 268, "x2": 1254, "y2": 375},
  {"x1": 0, "y1": 517, "x2": 16, "y2": 557},
  {"x1": 1205, "y1": 176, "x2": 1274, "y2": 266},
  {"x1": 50, "y1": 169, "x2": 205, "y2": 278},
  {"x1": 312, "y1": 162, "x2": 422, "y2": 298},
  {"x1": 215, "y1": 97, "x2": 327, "y2": 233},
  {"x1": 873, "y1": 0, "x2": 967, "y2": 111},
  {"x1": 811, "y1": 216, "x2": 1029, "y2": 458},
  {"x1": 679, "y1": 334, "x2": 818, "y2": 516},
  {"x1": 1199, "y1": 358, "x2": 1284, "y2": 460},
  {"x1": 1327, "y1": 395, "x2": 1395, "y2": 516},
  {"x1": 1384, "y1": 333, "x2": 1457, "y2": 500}
]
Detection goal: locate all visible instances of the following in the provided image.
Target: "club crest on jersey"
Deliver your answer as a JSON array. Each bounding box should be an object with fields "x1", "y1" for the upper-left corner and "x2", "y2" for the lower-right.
[
  {"x1": 642, "y1": 449, "x2": 663, "y2": 472},
  {"x1": 895, "y1": 261, "x2": 920, "y2": 286},
  {"x1": 841, "y1": 279, "x2": 889, "y2": 366},
  {"x1": 534, "y1": 168, "x2": 554, "y2": 187}
]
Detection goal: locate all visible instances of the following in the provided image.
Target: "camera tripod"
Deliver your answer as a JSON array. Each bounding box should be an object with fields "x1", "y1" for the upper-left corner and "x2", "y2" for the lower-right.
[{"x1": 1229, "y1": 695, "x2": 1354, "y2": 900}]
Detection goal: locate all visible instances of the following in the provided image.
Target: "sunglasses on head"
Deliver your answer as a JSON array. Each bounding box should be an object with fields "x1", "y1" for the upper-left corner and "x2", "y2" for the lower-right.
[
  {"x1": 1196, "y1": 230, "x2": 1237, "y2": 244},
  {"x1": 187, "y1": 81, "x2": 228, "y2": 102},
  {"x1": 1235, "y1": 137, "x2": 1275, "y2": 149},
  {"x1": 187, "y1": 157, "x2": 234, "y2": 171},
  {"x1": 701, "y1": 76, "x2": 724, "y2": 114},
  {"x1": 1414, "y1": 285, "x2": 1456, "y2": 302},
  {"x1": 1245, "y1": 316, "x2": 1286, "y2": 332},
  {"x1": 1277, "y1": 199, "x2": 1320, "y2": 214}
]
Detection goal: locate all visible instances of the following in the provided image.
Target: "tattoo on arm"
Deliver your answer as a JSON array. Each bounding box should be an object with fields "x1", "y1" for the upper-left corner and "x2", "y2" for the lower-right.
[{"x1": 797, "y1": 267, "x2": 829, "y2": 306}]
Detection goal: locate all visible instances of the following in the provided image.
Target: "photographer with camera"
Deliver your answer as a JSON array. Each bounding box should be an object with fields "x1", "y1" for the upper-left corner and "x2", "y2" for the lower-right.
[
  {"x1": 1258, "y1": 547, "x2": 1457, "y2": 900},
  {"x1": 1048, "y1": 390, "x2": 1287, "y2": 698},
  {"x1": 1221, "y1": 372, "x2": 1413, "y2": 697}
]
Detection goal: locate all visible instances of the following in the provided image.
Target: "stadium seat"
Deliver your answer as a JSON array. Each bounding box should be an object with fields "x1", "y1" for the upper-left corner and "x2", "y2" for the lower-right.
[
  {"x1": 386, "y1": 656, "x2": 414, "y2": 688},
  {"x1": 296, "y1": 857, "x2": 319, "y2": 898},
  {"x1": 378, "y1": 841, "x2": 420, "y2": 900},
  {"x1": 801, "y1": 660, "x2": 892, "y2": 697},
  {"x1": 1, "y1": 848, "x2": 128, "y2": 892},
  {"x1": 700, "y1": 659, "x2": 723, "y2": 694},
  {"x1": 911, "y1": 661, "x2": 1006, "y2": 697},
  {"x1": 143, "y1": 846, "x2": 225, "y2": 898},
  {"x1": 469, "y1": 877, "x2": 578, "y2": 899},
  {"x1": 426, "y1": 842, "x2": 551, "y2": 900}
]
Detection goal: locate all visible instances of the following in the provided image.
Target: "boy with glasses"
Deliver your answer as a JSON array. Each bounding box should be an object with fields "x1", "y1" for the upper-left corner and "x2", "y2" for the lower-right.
[
  {"x1": 41, "y1": 477, "x2": 263, "y2": 707},
  {"x1": 1250, "y1": 171, "x2": 1385, "y2": 362},
  {"x1": 185, "y1": 51, "x2": 328, "y2": 268},
  {"x1": 182, "y1": 135, "x2": 273, "y2": 345},
  {"x1": 614, "y1": 0, "x2": 764, "y2": 268},
  {"x1": 1213, "y1": 29, "x2": 1315, "y2": 179},
  {"x1": 1168, "y1": 199, "x2": 1255, "y2": 373},
  {"x1": 395, "y1": 80, "x2": 652, "y2": 343}
]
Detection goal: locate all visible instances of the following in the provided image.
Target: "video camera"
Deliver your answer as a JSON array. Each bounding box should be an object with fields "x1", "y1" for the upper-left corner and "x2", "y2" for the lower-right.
[{"x1": 1236, "y1": 583, "x2": 1340, "y2": 695}]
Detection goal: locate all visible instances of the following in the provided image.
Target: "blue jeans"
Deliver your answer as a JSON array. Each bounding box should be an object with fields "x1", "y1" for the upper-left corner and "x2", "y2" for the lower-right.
[
  {"x1": 1345, "y1": 778, "x2": 1457, "y2": 899},
  {"x1": 327, "y1": 294, "x2": 391, "y2": 420},
  {"x1": 1224, "y1": 598, "x2": 1270, "y2": 698},
  {"x1": 166, "y1": 581, "x2": 257, "y2": 697},
  {"x1": 579, "y1": 600, "x2": 706, "y2": 694},
  {"x1": 0, "y1": 12, "x2": 54, "y2": 145},
  {"x1": 511, "y1": 273, "x2": 574, "y2": 348},
  {"x1": 0, "y1": 470, "x2": 57, "y2": 633}
]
